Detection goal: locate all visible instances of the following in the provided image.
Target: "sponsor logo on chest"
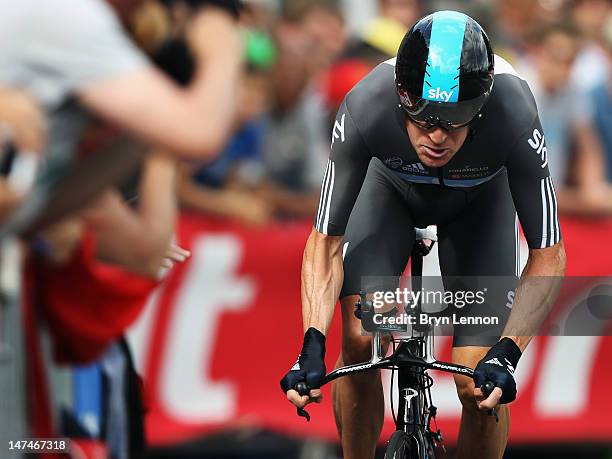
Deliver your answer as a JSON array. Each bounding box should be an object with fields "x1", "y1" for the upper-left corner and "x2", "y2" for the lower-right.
[
  {"x1": 448, "y1": 165, "x2": 490, "y2": 179},
  {"x1": 384, "y1": 156, "x2": 428, "y2": 175}
]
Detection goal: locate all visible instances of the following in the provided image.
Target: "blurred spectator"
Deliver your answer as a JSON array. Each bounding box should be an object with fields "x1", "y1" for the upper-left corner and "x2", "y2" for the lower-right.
[
  {"x1": 0, "y1": 87, "x2": 46, "y2": 154},
  {"x1": 0, "y1": 0, "x2": 242, "y2": 159},
  {"x1": 519, "y1": 22, "x2": 589, "y2": 184},
  {"x1": 177, "y1": 30, "x2": 275, "y2": 226},
  {"x1": 343, "y1": 0, "x2": 421, "y2": 65},
  {"x1": 323, "y1": 0, "x2": 419, "y2": 122},
  {"x1": 129, "y1": 0, "x2": 175, "y2": 54},
  {"x1": 24, "y1": 151, "x2": 186, "y2": 457},
  {"x1": 0, "y1": 0, "x2": 243, "y2": 236},
  {"x1": 284, "y1": 0, "x2": 348, "y2": 77},
  {"x1": 587, "y1": 18, "x2": 612, "y2": 182},
  {"x1": 256, "y1": 8, "x2": 335, "y2": 218},
  {"x1": 181, "y1": 1, "x2": 343, "y2": 224},
  {"x1": 240, "y1": 0, "x2": 280, "y2": 30},
  {"x1": 565, "y1": 17, "x2": 612, "y2": 215},
  {"x1": 520, "y1": 21, "x2": 612, "y2": 216},
  {"x1": 490, "y1": 0, "x2": 546, "y2": 62},
  {"x1": 35, "y1": 151, "x2": 180, "y2": 359},
  {"x1": 323, "y1": 59, "x2": 372, "y2": 112},
  {"x1": 0, "y1": 87, "x2": 44, "y2": 222},
  {"x1": 568, "y1": 0, "x2": 611, "y2": 92}
]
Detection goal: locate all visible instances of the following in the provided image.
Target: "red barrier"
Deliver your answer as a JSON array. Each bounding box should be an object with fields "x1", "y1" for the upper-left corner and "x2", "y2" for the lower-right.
[{"x1": 127, "y1": 214, "x2": 612, "y2": 447}]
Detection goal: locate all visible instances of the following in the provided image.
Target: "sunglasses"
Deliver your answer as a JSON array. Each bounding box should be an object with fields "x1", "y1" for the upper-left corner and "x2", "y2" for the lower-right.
[
  {"x1": 407, "y1": 114, "x2": 472, "y2": 132},
  {"x1": 398, "y1": 88, "x2": 487, "y2": 132}
]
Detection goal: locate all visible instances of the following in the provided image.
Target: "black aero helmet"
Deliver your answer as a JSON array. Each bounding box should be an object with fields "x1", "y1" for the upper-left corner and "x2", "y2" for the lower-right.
[{"x1": 395, "y1": 11, "x2": 494, "y2": 130}]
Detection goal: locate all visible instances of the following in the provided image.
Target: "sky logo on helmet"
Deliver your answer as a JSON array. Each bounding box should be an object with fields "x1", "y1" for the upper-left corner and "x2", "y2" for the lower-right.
[
  {"x1": 421, "y1": 11, "x2": 467, "y2": 103},
  {"x1": 427, "y1": 87, "x2": 455, "y2": 102}
]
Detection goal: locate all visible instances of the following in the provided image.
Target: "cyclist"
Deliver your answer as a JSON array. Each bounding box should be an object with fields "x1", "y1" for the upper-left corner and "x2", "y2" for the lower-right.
[{"x1": 281, "y1": 11, "x2": 566, "y2": 459}]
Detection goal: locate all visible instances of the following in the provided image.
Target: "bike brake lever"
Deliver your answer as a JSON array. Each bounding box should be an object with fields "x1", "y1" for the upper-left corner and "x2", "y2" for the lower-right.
[{"x1": 297, "y1": 407, "x2": 311, "y2": 422}]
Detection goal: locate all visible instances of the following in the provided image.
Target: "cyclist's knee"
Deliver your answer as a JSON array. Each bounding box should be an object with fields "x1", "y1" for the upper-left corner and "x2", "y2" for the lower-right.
[
  {"x1": 339, "y1": 294, "x2": 390, "y2": 364},
  {"x1": 451, "y1": 345, "x2": 490, "y2": 413},
  {"x1": 341, "y1": 332, "x2": 390, "y2": 365},
  {"x1": 341, "y1": 333, "x2": 371, "y2": 364}
]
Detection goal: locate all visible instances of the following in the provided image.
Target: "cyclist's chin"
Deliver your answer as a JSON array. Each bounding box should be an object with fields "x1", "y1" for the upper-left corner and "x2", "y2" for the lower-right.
[{"x1": 416, "y1": 147, "x2": 455, "y2": 168}]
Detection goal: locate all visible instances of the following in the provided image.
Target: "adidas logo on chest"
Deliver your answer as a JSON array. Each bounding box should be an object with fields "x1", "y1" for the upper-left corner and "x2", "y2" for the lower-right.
[{"x1": 403, "y1": 162, "x2": 426, "y2": 174}]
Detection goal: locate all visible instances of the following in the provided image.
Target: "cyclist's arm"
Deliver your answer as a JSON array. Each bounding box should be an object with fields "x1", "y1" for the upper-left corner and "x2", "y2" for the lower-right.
[
  {"x1": 78, "y1": 9, "x2": 241, "y2": 158},
  {"x1": 301, "y1": 229, "x2": 344, "y2": 333},
  {"x1": 504, "y1": 113, "x2": 566, "y2": 351},
  {"x1": 300, "y1": 99, "x2": 371, "y2": 334},
  {"x1": 501, "y1": 243, "x2": 565, "y2": 351}
]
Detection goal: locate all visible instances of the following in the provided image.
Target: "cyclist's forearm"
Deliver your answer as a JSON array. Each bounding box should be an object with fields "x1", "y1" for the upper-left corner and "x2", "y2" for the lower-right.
[
  {"x1": 300, "y1": 228, "x2": 344, "y2": 335},
  {"x1": 501, "y1": 242, "x2": 566, "y2": 351}
]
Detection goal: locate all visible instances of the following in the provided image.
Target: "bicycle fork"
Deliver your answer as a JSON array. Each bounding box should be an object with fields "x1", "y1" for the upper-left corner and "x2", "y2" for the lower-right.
[
  {"x1": 393, "y1": 344, "x2": 444, "y2": 455},
  {"x1": 396, "y1": 364, "x2": 425, "y2": 434}
]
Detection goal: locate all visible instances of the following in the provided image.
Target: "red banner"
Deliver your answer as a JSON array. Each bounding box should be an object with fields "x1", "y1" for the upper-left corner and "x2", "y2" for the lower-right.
[{"x1": 127, "y1": 214, "x2": 612, "y2": 447}]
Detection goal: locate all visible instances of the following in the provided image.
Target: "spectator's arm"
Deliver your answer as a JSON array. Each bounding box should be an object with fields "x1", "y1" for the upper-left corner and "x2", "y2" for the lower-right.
[
  {"x1": 0, "y1": 86, "x2": 45, "y2": 224},
  {"x1": 257, "y1": 182, "x2": 320, "y2": 218},
  {"x1": 0, "y1": 86, "x2": 46, "y2": 153},
  {"x1": 78, "y1": 8, "x2": 242, "y2": 158},
  {"x1": 176, "y1": 165, "x2": 272, "y2": 226},
  {"x1": 0, "y1": 179, "x2": 24, "y2": 224},
  {"x1": 82, "y1": 152, "x2": 178, "y2": 277}
]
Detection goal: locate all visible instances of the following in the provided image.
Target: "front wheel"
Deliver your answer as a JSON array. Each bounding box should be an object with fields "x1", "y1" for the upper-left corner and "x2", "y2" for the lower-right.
[{"x1": 384, "y1": 431, "x2": 422, "y2": 459}]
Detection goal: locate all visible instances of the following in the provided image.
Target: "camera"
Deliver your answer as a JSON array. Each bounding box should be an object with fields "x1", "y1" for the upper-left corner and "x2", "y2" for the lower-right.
[{"x1": 157, "y1": 0, "x2": 242, "y2": 19}]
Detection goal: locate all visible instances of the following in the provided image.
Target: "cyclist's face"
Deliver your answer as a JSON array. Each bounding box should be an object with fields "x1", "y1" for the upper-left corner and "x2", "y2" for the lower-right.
[{"x1": 405, "y1": 120, "x2": 469, "y2": 168}]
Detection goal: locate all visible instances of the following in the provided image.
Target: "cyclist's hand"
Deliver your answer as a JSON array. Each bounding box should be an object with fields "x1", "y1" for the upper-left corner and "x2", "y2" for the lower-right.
[
  {"x1": 286, "y1": 387, "x2": 322, "y2": 408},
  {"x1": 280, "y1": 327, "x2": 326, "y2": 408},
  {"x1": 474, "y1": 385, "x2": 503, "y2": 410},
  {"x1": 473, "y1": 338, "x2": 522, "y2": 408}
]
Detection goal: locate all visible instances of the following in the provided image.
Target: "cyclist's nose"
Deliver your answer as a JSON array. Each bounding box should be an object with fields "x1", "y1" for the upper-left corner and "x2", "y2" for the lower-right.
[{"x1": 428, "y1": 127, "x2": 448, "y2": 145}]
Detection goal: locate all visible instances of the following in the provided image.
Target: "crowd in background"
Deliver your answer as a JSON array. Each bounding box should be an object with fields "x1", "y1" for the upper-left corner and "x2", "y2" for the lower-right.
[
  {"x1": 0, "y1": 0, "x2": 610, "y2": 458},
  {"x1": 171, "y1": 0, "x2": 612, "y2": 224}
]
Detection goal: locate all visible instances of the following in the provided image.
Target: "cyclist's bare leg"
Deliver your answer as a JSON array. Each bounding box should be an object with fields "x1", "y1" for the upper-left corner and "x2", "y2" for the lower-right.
[
  {"x1": 452, "y1": 346, "x2": 510, "y2": 459},
  {"x1": 332, "y1": 294, "x2": 390, "y2": 459}
]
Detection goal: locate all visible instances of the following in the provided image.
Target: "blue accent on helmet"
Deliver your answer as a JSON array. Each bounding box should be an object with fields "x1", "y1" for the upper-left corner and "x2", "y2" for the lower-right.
[{"x1": 421, "y1": 11, "x2": 468, "y2": 103}]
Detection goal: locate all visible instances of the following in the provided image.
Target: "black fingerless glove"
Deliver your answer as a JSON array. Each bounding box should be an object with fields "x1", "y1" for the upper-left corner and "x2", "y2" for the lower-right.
[
  {"x1": 280, "y1": 328, "x2": 326, "y2": 394},
  {"x1": 473, "y1": 338, "x2": 522, "y2": 404}
]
